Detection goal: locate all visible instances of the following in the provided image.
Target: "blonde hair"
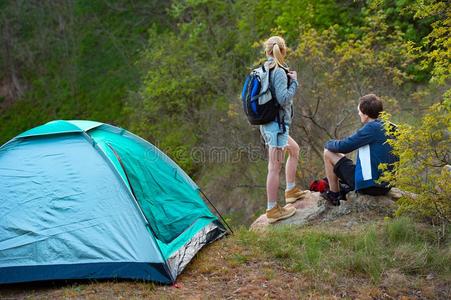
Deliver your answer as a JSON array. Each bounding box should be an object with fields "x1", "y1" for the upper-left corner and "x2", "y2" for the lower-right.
[{"x1": 264, "y1": 36, "x2": 288, "y2": 70}]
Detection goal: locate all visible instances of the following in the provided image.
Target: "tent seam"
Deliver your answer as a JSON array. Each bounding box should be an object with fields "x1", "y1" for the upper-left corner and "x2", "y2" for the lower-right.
[{"x1": 78, "y1": 131, "x2": 172, "y2": 278}]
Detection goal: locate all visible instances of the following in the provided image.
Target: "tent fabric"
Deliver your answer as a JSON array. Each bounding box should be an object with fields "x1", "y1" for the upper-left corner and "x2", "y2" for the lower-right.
[
  {"x1": 66, "y1": 120, "x2": 103, "y2": 132},
  {"x1": 0, "y1": 134, "x2": 163, "y2": 265},
  {"x1": 88, "y1": 126, "x2": 216, "y2": 249},
  {"x1": 0, "y1": 262, "x2": 172, "y2": 284},
  {"x1": 0, "y1": 120, "x2": 226, "y2": 284},
  {"x1": 166, "y1": 221, "x2": 224, "y2": 279},
  {"x1": 16, "y1": 120, "x2": 103, "y2": 139}
]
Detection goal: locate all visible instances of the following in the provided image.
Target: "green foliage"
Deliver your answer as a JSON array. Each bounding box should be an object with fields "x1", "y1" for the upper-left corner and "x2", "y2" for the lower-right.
[
  {"x1": 380, "y1": 95, "x2": 450, "y2": 226},
  {"x1": 1, "y1": 0, "x2": 449, "y2": 224},
  {"x1": 0, "y1": 0, "x2": 169, "y2": 144},
  {"x1": 374, "y1": 1, "x2": 450, "y2": 228},
  {"x1": 126, "y1": 0, "x2": 241, "y2": 172},
  {"x1": 405, "y1": 0, "x2": 450, "y2": 84},
  {"x1": 369, "y1": 0, "x2": 436, "y2": 42},
  {"x1": 236, "y1": 0, "x2": 363, "y2": 44}
]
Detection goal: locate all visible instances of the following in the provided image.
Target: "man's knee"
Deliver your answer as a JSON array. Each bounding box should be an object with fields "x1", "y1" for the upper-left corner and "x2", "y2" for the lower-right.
[
  {"x1": 324, "y1": 149, "x2": 344, "y2": 165},
  {"x1": 323, "y1": 148, "x2": 331, "y2": 161}
]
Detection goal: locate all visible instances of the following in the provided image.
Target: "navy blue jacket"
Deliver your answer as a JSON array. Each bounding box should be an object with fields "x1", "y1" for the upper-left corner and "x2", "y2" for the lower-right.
[{"x1": 324, "y1": 120, "x2": 397, "y2": 191}]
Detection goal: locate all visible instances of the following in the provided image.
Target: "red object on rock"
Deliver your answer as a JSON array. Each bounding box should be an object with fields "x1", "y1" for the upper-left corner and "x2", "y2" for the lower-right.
[{"x1": 309, "y1": 178, "x2": 329, "y2": 193}]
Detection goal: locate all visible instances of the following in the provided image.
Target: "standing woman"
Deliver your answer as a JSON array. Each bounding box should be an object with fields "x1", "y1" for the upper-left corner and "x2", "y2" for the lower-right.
[{"x1": 260, "y1": 36, "x2": 306, "y2": 223}]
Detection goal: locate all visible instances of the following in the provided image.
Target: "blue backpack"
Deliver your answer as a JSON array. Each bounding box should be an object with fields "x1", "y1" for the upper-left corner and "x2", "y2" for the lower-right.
[{"x1": 241, "y1": 64, "x2": 280, "y2": 125}]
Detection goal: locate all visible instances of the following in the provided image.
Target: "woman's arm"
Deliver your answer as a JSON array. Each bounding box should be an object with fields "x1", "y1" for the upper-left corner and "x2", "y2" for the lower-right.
[{"x1": 273, "y1": 68, "x2": 299, "y2": 106}]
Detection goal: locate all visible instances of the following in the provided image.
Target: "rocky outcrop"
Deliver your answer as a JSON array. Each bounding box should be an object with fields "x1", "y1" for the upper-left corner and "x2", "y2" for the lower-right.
[{"x1": 250, "y1": 188, "x2": 404, "y2": 230}]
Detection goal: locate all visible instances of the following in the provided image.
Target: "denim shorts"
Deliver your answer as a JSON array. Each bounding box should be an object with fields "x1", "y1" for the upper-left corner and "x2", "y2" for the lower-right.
[{"x1": 260, "y1": 121, "x2": 289, "y2": 148}]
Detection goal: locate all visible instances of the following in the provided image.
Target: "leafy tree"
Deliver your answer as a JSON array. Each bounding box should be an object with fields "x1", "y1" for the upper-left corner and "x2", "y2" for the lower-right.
[
  {"x1": 127, "y1": 0, "x2": 240, "y2": 173},
  {"x1": 405, "y1": 0, "x2": 450, "y2": 84}
]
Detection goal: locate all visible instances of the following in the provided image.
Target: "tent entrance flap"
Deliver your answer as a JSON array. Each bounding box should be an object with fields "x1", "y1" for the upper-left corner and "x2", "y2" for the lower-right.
[{"x1": 88, "y1": 127, "x2": 217, "y2": 246}]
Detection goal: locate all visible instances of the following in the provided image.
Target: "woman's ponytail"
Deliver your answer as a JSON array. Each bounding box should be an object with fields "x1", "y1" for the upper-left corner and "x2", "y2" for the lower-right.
[{"x1": 264, "y1": 36, "x2": 288, "y2": 70}]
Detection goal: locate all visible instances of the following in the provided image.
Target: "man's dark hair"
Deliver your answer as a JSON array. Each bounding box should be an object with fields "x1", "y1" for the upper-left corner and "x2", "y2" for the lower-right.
[{"x1": 359, "y1": 94, "x2": 383, "y2": 119}]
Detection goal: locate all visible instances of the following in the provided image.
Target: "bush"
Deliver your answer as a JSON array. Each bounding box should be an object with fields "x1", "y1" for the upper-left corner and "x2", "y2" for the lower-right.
[{"x1": 380, "y1": 93, "x2": 450, "y2": 229}]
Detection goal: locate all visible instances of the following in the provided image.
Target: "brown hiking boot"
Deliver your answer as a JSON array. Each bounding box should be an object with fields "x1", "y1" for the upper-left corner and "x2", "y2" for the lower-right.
[
  {"x1": 266, "y1": 204, "x2": 296, "y2": 224},
  {"x1": 285, "y1": 187, "x2": 309, "y2": 204}
]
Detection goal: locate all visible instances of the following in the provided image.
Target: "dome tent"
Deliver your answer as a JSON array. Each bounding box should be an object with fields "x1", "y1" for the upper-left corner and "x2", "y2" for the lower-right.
[{"x1": 0, "y1": 120, "x2": 226, "y2": 284}]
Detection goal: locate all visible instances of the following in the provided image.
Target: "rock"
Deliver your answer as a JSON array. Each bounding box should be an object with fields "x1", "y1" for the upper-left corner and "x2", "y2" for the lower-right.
[
  {"x1": 387, "y1": 187, "x2": 417, "y2": 200},
  {"x1": 343, "y1": 191, "x2": 396, "y2": 214},
  {"x1": 250, "y1": 191, "x2": 326, "y2": 231},
  {"x1": 250, "y1": 189, "x2": 400, "y2": 230},
  {"x1": 387, "y1": 187, "x2": 403, "y2": 199}
]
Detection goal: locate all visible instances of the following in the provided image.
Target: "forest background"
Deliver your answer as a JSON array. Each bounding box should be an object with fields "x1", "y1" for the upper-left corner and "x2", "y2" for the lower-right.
[{"x1": 1, "y1": 0, "x2": 449, "y2": 226}]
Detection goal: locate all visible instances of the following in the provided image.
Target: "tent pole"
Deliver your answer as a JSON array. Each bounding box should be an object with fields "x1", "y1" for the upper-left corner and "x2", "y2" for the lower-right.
[{"x1": 199, "y1": 189, "x2": 234, "y2": 234}]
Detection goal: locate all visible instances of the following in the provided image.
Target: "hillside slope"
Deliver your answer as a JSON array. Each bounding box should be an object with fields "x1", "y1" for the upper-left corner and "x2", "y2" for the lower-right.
[{"x1": 0, "y1": 1, "x2": 169, "y2": 143}]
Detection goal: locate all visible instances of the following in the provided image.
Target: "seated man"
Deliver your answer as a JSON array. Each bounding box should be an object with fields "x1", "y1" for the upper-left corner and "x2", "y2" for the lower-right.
[{"x1": 322, "y1": 94, "x2": 397, "y2": 205}]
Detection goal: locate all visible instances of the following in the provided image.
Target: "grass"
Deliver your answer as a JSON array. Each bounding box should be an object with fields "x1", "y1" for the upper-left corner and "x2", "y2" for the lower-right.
[{"x1": 234, "y1": 217, "x2": 450, "y2": 283}]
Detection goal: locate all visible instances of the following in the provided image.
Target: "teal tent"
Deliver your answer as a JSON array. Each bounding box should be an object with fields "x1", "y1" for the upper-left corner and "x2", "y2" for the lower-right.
[{"x1": 0, "y1": 120, "x2": 226, "y2": 284}]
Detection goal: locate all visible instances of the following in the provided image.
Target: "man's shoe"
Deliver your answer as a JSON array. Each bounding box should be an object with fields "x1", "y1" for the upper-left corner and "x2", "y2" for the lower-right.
[
  {"x1": 266, "y1": 204, "x2": 296, "y2": 224},
  {"x1": 320, "y1": 191, "x2": 340, "y2": 206},
  {"x1": 338, "y1": 182, "x2": 352, "y2": 200},
  {"x1": 285, "y1": 187, "x2": 309, "y2": 204}
]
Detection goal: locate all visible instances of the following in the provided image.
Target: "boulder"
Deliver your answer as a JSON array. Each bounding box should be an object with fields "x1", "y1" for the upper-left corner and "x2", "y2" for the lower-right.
[{"x1": 250, "y1": 188, "x2": 403, "y2": 230}]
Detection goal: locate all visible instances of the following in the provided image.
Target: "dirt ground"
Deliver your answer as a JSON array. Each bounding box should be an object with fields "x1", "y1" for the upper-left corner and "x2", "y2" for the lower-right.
[
  {"x1": 1, "y1": 244, "x2": 449, "y2": 299},
  {"x1": 1, "y1": 215, "x2": 449, "y2": 299}
]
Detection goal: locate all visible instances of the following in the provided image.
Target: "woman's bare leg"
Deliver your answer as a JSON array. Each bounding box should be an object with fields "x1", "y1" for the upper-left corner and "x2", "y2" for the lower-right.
[
  {"x1": 267, "y1": 147, "x2": 283, "y2": 207},
  {"x1": 285, "y1": 136, "x2": 300, "y2": 186},
  {"x1": 323, "y1": 149, "x2": 345, "y2": 192}
]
